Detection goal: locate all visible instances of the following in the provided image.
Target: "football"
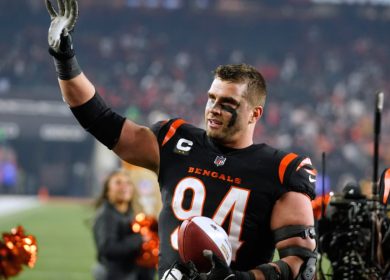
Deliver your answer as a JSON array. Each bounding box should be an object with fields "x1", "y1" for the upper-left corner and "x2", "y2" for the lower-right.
[{"x1": 178, "y1": 216, "x2": 232, "y2": 272}]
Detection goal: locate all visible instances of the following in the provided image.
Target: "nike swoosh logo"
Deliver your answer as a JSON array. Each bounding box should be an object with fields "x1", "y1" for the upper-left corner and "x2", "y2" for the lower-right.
[{"x1": 309, "y1": 175, "x2": 316, "y2": 183}]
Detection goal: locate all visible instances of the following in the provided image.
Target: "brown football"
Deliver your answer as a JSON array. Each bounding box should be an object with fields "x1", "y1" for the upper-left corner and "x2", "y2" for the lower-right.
[{"x1": 178, "y1": 216, "x2": 232, "y2": 273}]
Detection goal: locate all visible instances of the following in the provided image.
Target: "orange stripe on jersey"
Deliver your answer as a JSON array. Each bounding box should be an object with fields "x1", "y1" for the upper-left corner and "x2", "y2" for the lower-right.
[
  {"x1": 162, "y1": 119, "x2": 186, "y2": 146},
  {"x1": 278, "y1": 153, "x2": 298, "y2": 184}
]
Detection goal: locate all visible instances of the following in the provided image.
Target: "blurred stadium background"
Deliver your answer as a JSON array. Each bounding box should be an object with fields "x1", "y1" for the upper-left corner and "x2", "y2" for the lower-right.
[{"x1": 0, "y1": 0, "x2": 389, "y2": 279}]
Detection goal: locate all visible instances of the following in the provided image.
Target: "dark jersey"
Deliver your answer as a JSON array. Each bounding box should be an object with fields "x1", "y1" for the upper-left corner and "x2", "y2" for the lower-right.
[{"x1": 151, "y1": 119, "x2": 316, "y2": 277}]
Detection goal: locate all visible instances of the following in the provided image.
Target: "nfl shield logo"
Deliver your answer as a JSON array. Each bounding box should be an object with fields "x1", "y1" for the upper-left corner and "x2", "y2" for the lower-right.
[{"x1": 214, "y1": 156, "x2": 226, "y2": 167}]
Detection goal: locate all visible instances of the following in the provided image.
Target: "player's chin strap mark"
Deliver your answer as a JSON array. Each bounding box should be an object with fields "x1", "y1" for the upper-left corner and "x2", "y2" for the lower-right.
[
  {"x1": 257, "y1": 225, "x2": 317, "y2": 280},
  {"x1": 220, "y1": 104, "x2": 238, "y2": 128}
]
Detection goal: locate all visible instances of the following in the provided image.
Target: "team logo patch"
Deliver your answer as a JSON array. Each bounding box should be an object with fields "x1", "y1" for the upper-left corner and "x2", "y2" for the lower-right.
[
  {"x1": 174, "y1": 138, "x2": 193, "y2": 155},
  {"x1": 214, "y1": 156, "x2": 226, "y2": 167}
]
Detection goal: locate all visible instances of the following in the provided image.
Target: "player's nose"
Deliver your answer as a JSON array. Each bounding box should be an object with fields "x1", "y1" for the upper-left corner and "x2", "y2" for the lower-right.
[{"x1": 209, "y1": 103, "x2": 222, "y2": 115}]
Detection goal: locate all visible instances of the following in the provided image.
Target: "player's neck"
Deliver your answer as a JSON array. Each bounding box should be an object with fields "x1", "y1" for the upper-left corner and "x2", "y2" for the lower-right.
[
  {"x1": 209, "y1": 137, "x2": 253, "y2": 152},
  {"x1": 222, "y1": 128, "x2": 255, "y2": 149}
]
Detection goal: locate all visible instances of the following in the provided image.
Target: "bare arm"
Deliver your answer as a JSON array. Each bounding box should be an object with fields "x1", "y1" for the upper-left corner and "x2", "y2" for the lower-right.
[
  {"x1": 249, "y1": 192, "x2": 316, "y2": 279},
  {"x1": 58, "y1": 74, "x2": 160, "y2": 174},
  {"x1": 47, "y1": 0, "x2": 160, "y2": 174},
  {"x1": 58, "y1": 73, "x2": 95, "y2": 106},
  {"x1": 113, "y1": 120, "x2": 160, "y2": 173}
]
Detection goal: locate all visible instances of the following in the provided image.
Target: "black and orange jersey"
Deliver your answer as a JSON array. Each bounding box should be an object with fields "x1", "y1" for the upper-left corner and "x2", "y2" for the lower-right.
[{"x1": 151, "y1": 118, "x2": 316, "y2": 277}]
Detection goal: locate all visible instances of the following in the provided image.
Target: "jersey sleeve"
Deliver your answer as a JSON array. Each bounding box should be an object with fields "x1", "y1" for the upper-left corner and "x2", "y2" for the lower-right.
[
  {"x1": 278, "y1": 154, "x2": 317, "y2": 200},
  {"x1": 150, "y1": 120, "x2": 168, "y2": 139},
  {"x1": 150, "y1": 118, "x2": 186, "y2": 147}
]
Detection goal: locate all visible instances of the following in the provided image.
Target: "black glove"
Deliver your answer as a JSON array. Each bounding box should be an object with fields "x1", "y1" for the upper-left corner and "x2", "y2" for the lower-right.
[
  {"x1": 45, "y1": 0, "x2": 81, "y2": 79},
  {"x1": 45, "y1": 0, "x2": 78, "y2": 56},
  {"x1": 201, "y1": 250, "x2": 254, "y2": 280},
  {"x1": 201, "y1": 250, "x2": 235, "y2": 280},
  {"x1": 48, "y1": 32, "x2": 75, "y2": 60}
]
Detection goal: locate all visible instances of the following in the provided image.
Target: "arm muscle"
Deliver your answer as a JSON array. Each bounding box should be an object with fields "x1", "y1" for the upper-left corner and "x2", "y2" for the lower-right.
[{"x1": 58, "y1": 74, "x2": 160, "y2": 173}]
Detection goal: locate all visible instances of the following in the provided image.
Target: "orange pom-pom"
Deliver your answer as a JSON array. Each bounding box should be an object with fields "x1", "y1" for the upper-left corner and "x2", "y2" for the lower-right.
[
  {"x1": 0, "y1": 226, "x2": 38, "y2": 278},
  {"x1": 131, "y1": 214, "x2": 159, "y2": 269}
]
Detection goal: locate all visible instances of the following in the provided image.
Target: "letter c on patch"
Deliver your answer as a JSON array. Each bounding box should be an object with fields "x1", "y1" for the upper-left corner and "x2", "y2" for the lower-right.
[{"x1": 176, "y1": 138, "x2": 193, "y2": 152}]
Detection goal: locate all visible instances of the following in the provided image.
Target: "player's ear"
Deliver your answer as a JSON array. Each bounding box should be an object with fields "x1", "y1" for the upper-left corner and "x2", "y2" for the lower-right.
[{"x1": 249, "y1": 106, "x2": 263, "y2": 124}]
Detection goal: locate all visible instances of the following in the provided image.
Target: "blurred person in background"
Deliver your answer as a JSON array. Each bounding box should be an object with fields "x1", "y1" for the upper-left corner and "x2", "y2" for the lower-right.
[
  {"x1": 93, "y1": 169, "x2": 155, "y2": 280},
  {"x1": 45, "y1": 1, "x2": 317, "y2": 280},
  {"x1": 0, "y1": 146, "x2": 18, "y2": 194}
]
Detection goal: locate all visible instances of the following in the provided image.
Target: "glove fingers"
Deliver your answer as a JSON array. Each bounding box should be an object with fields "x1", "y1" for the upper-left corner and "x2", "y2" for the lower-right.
[
  {"x1": 67, "y1": 0, "x2": 78, "y2": 31},
  {"x1": 64, "y1": 0, "x2": 71, "y2": 18},
  {"x1": 45, "y1": 0, "x2": 58, "y2": 19},
  {"x1": 56, "y1": 0, "x2": 65, "y2": 16}
]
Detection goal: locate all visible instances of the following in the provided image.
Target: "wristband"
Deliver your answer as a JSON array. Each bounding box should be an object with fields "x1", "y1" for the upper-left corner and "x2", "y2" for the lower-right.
[
  {"x1": 48, "y1": 34, "x2": 81, "y2": 80},
  {"x1": 51, "y1": 55, "x2": 82, "y2": 80}
]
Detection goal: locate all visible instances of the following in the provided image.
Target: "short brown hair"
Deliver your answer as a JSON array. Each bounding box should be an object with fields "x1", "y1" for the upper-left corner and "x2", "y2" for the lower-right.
[{"x1": 213, "y1": 64, "x2": 267, "y2": 107}]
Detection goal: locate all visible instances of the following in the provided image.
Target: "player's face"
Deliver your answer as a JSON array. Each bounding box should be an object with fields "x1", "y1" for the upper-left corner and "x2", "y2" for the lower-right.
[
  {"x1": 205, "y1": 78, "x2": 254, "y2": 146},
  {"x1": 107, "y1": 173, "x2": 134, "y2": 204}
]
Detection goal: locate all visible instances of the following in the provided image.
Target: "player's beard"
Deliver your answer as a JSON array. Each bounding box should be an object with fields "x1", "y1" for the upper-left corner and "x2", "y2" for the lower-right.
[{"x1": 205, "y1": 118, "x2": 241, "y2": 144}]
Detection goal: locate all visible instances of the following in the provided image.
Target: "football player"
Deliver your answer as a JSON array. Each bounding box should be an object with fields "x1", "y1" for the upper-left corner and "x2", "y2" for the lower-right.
[{"x1": 45, "y1": 1, "x2": 318, "y2": 279}]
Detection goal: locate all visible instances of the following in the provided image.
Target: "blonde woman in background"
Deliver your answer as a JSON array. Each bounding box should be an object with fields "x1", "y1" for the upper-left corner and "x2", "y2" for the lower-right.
[{"x1": 92, "y1": 170, "x2": 155, "y2": 280}]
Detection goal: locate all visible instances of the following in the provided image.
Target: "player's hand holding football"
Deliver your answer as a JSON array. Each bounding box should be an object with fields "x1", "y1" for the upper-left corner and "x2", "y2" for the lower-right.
[{"x1": 202, "y1": 250, "x2": 254, "y2": 280}]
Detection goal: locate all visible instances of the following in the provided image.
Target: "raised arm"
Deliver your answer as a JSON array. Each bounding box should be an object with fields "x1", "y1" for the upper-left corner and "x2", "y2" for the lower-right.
[{"x1": 45, "y1": 0, "x2": 160, "y2": 173}]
